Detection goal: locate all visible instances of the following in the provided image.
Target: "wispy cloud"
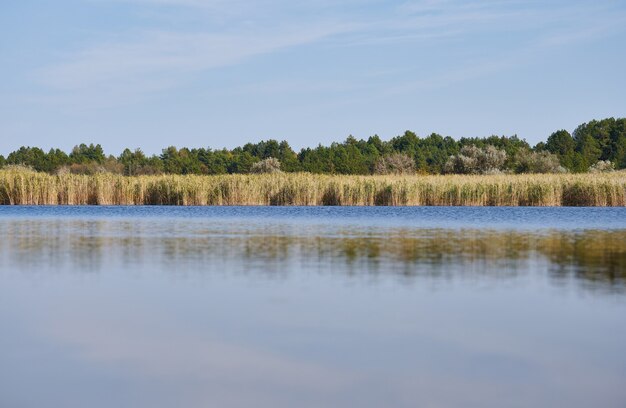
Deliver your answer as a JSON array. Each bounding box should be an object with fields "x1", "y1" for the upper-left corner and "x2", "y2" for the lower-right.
[
  {"x1": 33, "y1": 0, "x2": 626, "y2": 103},
  {"x1": 37, "y1": 23, "x2": 353, "y2": 90},
  {"x1": 35, "y1": 1, "x2": 515, "y2": 91},
  {"x1": 365, "y1": 1, "x2": 626, "y2": 95}
]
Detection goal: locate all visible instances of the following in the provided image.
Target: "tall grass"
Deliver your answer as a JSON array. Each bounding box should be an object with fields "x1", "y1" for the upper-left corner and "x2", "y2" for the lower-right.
[{"x1": 1, "y1": 167, "x2": 625, "y2": 206}]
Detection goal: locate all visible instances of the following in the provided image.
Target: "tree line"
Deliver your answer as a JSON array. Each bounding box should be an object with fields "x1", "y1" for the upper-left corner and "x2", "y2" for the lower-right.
[{"x1": 1, "y1": 117, "x2": 624, "y2": 175}]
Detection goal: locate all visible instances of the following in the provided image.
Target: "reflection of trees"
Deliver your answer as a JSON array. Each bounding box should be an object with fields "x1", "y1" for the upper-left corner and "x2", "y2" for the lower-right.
[
  {"x1": 1, "y1": 219, "x2": 625, "y2": 293},
  {"x1": 541, "y1": 233, "x2": 626, "y2": 290}
]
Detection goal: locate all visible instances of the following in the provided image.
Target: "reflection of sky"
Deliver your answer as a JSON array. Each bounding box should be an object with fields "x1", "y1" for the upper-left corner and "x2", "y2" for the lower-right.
[
  {"x1": 2, "y1": 266, "x2": 626, "y2": 408},
  {"x1": 3, "y1": 206, "x2": 626, "y2": 230},
  {"x1": 1, "y1": 208, "x2": 626, "y2": 407}
]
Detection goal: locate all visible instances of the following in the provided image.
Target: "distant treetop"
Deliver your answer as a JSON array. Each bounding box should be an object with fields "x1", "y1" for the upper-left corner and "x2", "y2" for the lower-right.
[{"x1": 2, "y1": 118, "x2": 624, "y2": 175}]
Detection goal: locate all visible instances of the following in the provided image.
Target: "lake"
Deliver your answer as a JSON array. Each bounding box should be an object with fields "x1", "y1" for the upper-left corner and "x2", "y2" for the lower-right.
[{"x1": 1, "y1": 206, "x2": 625, "y2": 408}]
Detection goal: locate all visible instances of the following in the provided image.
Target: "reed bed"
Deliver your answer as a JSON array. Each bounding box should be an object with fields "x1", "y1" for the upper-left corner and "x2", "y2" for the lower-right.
[{"x1": 1, "y1": 167, "x2": 625, "y2": 206}]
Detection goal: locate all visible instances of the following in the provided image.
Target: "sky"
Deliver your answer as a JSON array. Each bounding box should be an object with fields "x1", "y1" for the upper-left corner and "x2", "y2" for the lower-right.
[{"x1": 1, "y1": 0, "x2": 625, "y2": 155}]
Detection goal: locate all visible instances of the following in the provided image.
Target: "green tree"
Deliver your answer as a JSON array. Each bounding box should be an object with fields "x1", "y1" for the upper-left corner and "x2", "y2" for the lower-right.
[
  {"x1": 573, "y1": 118, "x2": 626, "y2": 165},
  {"x1": 278, "y1": 141, "x2": 300, "y2": 172},
  {"x1": 119, "y1": 148, "x2": 148, "y2": 176},
  {"x1": 615, "y1": 137, "x2": 626, "y2": 169},
  {"x1": 545, "y1": 130, "x2": 578, "y2": 171},
  {"x1": 390, "y1": 131, "x2": 420, "y2": 156},
  {"x1": 2, "y1": 117, "x2": 625, "y2": 175},
  {"x1": 546, "y1": 130, "x2": 575, "y2": 156},
  {"x1": 160, "y1": 146, "x2": 203, "y2": 174},
  {"x1": 7, "y1": 147, "x2": 48, "y2": 171},
  {"x1": 45, "y1": 148, "x2": 70, "y2": 172},
  {"x1": 576, "y1": 134, "x2": 602, "y2": 169},
  {"x1": 366, "y1": 135, "x2": 391, "y2": 155},
  {"x1": 70, "y1": 144, "x2": 105, "y2": 164},
  {"x1": 195, "y1": 148, "x2": 229, "y2": 175},
  {"x1": 298, "y1": 145, "x2": 333, "y2": 173},
  {"x1": 420, "y1": 133, "x2": 459, "y2": 173},
  {"x1": 228, "y1": 149, "x2": 256, "y2": 174}
]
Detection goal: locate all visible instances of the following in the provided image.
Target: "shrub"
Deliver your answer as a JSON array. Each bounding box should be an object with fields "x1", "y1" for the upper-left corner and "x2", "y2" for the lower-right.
[
  {"x1": 250, "y1": 157, "x2": 282, "y2": 174},
  {"x1": 514, "y1": 149, "x2": 566, "y2": 173},
  {"x1": 57, "y1": 160, "x2": 124, "y2": 175},
  {"x1": 56, "y1": 165, "x2": 70, "y2": 175},
  {"x1": 589, "y1": 160, "x2": 614, "y2": 173},
  {"x1": 374, "y1": 153, "x2": 416, "y2": 175},
  {"x1": 2, "y1": 164, "x2": 36, "y2": 173},
  {"x1": 444, "y1": 145, "x2": 507, "y2": 174},
  {"x1": 134, "y1": 164, "x2": 163, "y2": 176}
]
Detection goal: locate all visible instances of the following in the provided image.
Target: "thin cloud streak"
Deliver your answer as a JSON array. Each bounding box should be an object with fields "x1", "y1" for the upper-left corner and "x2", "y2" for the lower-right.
[
  {"x1": 35, "y1": 1, "x2": 531, "y2": 92},
  {"x1": 29, "y1": 0, "x2": 626, "y2": 112},
  {"x1": 37, "y1": 23, "x2": 355, "y2": 90}
]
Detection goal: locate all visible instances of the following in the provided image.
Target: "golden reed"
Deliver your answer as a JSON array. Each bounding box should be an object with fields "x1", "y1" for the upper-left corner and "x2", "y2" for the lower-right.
[{"x1": 1, "y1": 167, "x2": 625, "y2": 206}]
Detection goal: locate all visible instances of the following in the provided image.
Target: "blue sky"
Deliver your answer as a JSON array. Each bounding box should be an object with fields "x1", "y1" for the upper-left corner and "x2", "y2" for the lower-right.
[{"x1": 1, "y1": 0, "x2": 625, "y2": 155}]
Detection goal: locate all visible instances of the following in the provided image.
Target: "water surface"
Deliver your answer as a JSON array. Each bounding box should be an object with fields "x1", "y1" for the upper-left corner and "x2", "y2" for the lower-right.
[{"x1": 1, "y1": 206, "x2": 625, "y2": 407}]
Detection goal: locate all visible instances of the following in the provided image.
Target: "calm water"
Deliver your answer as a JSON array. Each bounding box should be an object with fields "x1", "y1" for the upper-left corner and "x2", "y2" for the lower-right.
[{"x1": 1, "y1": 206, "x2": 625, "y2": 408}]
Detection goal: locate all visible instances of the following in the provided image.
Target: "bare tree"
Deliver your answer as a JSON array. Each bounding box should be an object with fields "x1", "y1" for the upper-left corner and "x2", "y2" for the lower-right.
[
  {"x1": 374, "y1": 153, "x2": 416, "y2": 175},
  {"x1": 250, "y1": 157, "x2": 282, "y2": 174}
]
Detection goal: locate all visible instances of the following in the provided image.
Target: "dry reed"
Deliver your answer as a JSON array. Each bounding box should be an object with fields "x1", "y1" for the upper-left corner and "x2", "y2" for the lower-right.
[{"x1": 1, "y1": 167, "x2": 625, "y2": 206}]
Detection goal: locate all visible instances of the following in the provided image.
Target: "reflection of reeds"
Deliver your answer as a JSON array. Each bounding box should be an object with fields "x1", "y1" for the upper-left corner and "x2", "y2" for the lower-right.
[
  {"x1": 3, "y1": 220, "x2": 625, "y2": 292},
  {"x1": 1, "y1": 167, "x2": 625, "y2": 206}
]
